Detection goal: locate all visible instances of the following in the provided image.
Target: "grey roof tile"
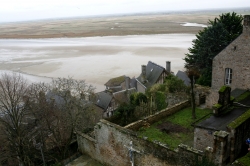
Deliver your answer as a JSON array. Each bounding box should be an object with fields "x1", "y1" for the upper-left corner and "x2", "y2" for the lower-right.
[
  {"x1": 137, "y1": 61, "x2": 165, "y2": 88},
  {"x1": 95, "y1": 91, "x2": 113, "y2": 110},
  {"x1": 176, "y1": 70, "x2": 190, "y2": 86}
]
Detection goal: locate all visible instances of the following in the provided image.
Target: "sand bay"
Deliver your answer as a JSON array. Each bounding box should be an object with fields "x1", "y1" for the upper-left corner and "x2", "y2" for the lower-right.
[{"x1": 0, "y1": 12, "x2": 234, "y2": 91}]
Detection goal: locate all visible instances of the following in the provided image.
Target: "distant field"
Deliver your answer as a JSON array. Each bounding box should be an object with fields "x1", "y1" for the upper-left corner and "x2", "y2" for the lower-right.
[
  {"x1": 0, "y1": 13, "x2": 218, "y2": 39},
  {"x1": 1, "y1": 9, "x2": 249, "y2": 39}
]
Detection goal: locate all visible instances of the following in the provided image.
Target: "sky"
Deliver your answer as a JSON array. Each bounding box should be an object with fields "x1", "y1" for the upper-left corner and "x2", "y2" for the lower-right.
[{"x1": 0, "y1": 0, "x2": 250, "y2": 23}]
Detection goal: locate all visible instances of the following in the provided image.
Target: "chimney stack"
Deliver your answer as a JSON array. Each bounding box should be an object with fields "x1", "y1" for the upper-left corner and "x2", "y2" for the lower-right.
[
  {"x1": 125, "y1": 76, "x2": 130, "y2": 90},
  {"x1": 141, "y1": 65, "x2": 146, "y2": 83},
  {"x1": 243, "y1": 15, "x2": 250, "y2": 33},
  {"x1": 166, "y1": 61, "x2": 171, "y2": 74}
]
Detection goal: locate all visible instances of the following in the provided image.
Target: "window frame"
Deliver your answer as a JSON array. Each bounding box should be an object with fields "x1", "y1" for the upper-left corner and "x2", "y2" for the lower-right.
[{"x1": 225, "y1": 68, "x2": 232, "y2": 85}]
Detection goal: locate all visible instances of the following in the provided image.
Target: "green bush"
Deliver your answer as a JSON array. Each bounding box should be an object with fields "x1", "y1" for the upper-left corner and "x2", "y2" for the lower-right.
[
  {"x1": 130, "y1": 92, "x2": 147, "y2": 106},
  {"x1": 155, "y1": 91, "x2": 167, "y2": 111},
  {"x1": 165, "y1": 75, "x2": 187, "y2": 93}
]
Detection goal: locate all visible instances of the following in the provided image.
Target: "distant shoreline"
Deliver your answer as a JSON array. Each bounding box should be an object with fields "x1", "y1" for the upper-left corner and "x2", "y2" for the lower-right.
[
  {"x1": 0, "y1": 8, "x2": 249, "y2": 39},
  {"x1": 1, "y1": 7, "x2": 249, "y2": 24}
]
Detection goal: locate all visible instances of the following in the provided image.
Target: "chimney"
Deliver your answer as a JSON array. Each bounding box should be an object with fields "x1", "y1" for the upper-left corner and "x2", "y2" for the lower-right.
[
  {"x1": 243, "y1": 15, "x2": 250, "y2": 33},
  {"x1": 125, "y1": 76, "x2": 130, "y2": 90},
  {"x1": 141, "y1": 65, "x2": 146, "y2": 83},
  {"x1": 166, "y1": 61, "x2": 171, "y2": 74}
]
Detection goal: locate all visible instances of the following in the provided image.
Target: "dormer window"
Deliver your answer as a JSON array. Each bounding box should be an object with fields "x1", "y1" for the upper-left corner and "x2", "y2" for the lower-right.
[{"x1": 225, "y1": 68, "x2": 232, "y2": 85}]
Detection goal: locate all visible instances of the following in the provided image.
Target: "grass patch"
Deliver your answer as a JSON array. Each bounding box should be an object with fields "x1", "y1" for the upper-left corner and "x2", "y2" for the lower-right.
[
  {"x1": 138, "y1": 107, "x2": 212, "y2": 149},
  {"x1": 228, "y1": 109, "x2": 250, "y2": 129},
  {"x1": 235, "y1": 91, "x2": 250, "y2": 102},
  {"x1": 166, "y1": 107, "x2": 212, "y2": 129},
  {"x1": 236, "y1": 152, "x2": 250, "y2": 166}
]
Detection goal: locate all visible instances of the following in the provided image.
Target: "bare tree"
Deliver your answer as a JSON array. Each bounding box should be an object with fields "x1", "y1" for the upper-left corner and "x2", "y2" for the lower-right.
[
  {"x1": 0, "y1": 74, "x2": 101, "y2": 164},
  {"x1": 27, "y1": 77, "x2": 98, "y2": 161},
  {"x1": 0, "y1": 72, "x2": 35, "y2": 165},
  {"x1": 186, "y1": 67, "x2": 200, "y2": 119}
]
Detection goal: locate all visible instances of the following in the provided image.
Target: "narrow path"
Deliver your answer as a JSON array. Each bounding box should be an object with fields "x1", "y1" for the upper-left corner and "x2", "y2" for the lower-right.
[{"x1": 66, "y1": 154, "x2": 103, "y2": 166}]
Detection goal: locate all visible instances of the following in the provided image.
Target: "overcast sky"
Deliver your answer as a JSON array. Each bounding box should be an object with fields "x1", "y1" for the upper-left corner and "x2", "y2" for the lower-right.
[{"x1": 1, "y1": 0, "x2": 250, "y2": 23}]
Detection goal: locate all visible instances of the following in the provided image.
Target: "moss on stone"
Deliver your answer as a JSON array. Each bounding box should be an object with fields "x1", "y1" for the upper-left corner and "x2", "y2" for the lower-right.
[
  {"x1": 237, "y1": 151, "x2": 250, "y2": 166},
  {"x1": 105, "y1": 76, "x2": 125, "y2": 86},
  {"x1": 235, "y1": 91, "x2": 250, "y2": 102},
  {"x1": 219, "y1": 85, "x2": 229, "y2": 93},
  {"x1": 213, "y1": 103, "x2": 222, "y2": 108},
  {"x1": 228, "y1": 109, "x2": 250, "y2": 129}
]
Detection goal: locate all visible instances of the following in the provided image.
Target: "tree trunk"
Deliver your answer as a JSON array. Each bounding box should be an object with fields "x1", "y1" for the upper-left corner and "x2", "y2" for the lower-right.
[{"x1": 190, "y1": 77, "x2": 196, "y2": 119}]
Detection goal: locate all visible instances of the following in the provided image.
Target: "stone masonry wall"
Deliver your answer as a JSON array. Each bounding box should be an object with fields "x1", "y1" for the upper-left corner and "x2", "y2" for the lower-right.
[
  {"x1": 166, "y1": 92, "x2": 189, "y2": 107},
  {"x1": 228, "y1": 117, "x2": 250, "y2": 162},
  {"x1": 77, "y1": 118, "x2": 204, "y2": 166},
  {"x1": 136, "y1": 82, "x2": 146, "y2": 93},
  {"x1": 194, "y1": 127, "x2": 215, "y2": 151},
  {"x1": 208, "y1": 22, "x2": 250, "y2": 108}
]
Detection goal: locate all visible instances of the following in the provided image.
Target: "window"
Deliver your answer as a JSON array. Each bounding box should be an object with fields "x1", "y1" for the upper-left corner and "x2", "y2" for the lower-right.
[{"x1": 225, "y1": 68, "x2": 232, "y2": 85}]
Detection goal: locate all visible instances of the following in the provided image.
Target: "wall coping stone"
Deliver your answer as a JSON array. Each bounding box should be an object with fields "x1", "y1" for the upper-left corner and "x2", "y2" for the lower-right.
[
  {"x1": 100, "y1": 119, "x2": 138, "y2": 136},
  {"x1": 76, "y1": 131, "x2": 97, "y2": 143},
  {"x1": 124, "y1": 100, "x2": 189, "y2": 130},
  {"x1": 214, "y1": 130, "x2": 229, "y2": 138},
  {"x1": 178, "y1": 144, "x2": 204, "y2": 155}
]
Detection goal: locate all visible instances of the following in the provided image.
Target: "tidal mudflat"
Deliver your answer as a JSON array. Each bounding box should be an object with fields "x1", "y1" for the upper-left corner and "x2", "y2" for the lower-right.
[{"x1": 0, "y1": 34, "x2": 195, "y2": 91}]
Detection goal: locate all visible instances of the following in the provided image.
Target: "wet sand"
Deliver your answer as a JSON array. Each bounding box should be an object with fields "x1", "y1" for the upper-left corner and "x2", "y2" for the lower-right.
[
  {"x1": 0, "y1": 34, "x2": 195, "y2": 91},
  {"x1": 0, "y1": 12, "x2": 238, "y2": 92}
]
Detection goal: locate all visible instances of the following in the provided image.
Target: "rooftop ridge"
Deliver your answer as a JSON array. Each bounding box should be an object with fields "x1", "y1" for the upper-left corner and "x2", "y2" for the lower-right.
[{"x1": 148, "y1": 61, "x2": 165, "y2": 69}]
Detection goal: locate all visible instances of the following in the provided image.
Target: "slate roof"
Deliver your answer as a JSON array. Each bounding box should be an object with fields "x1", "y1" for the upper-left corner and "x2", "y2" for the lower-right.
[
  {"x1": 176, "y1": 70, "x2": 190, "y2": 86},
  {"x1": 113, "y1": 88, "x2": 136, "y2": 104},
  {"x1": 136, "y1": 61, "x2": 165, "y2": 88},
  {"x1": 95, "y1": 91, "x2": 113, "y2": 110},
  {"x1": 46, "y1": 91, "x2": 65, "y2": 107},
  {"x1": 105, "y1": 75, "x2": 125, "y2": 87},
  {"x1": 196, "y1": 92, "x2": 250, "y2": 131},
  {"x1": 231, "y1": 88, "x2": 247, "y2": 98},
  {"x1": 195, "y1": 108, "x2": 247, "y2": 131}
]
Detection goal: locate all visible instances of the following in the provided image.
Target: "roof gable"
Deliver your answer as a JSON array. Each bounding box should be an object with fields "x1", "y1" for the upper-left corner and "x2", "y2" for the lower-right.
[
  {"x1": 137, "y1": 61, "x2": 165, "y2": 88},
  {"x1": 104, "y1": 75, "x2": 125, "y2": 87},
  {"x1": 176, "y1": 70, "x2": 190, "y2": 86},
  {"x1": 113, "y1": 88, "x2": 136, "y2": 104},
  {"x1": 95, "y1": 91, "x2": 113, "y2": 110}
]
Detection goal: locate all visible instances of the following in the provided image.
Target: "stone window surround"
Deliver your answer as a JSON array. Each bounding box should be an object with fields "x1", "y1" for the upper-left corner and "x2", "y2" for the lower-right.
[{"x1": 225, "y1": 68, "x2": 232, "y2": 85}]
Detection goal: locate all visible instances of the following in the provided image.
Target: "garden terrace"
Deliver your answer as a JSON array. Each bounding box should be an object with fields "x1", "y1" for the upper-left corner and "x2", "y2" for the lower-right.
[{"x1": 137, "y1": 107, "x2": 212, "y2": 149}]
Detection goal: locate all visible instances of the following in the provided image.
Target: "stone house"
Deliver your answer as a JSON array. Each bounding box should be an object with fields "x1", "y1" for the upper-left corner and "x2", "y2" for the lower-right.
[
  {"x1": 113, "y1": 88, "x2": 137, "y2": 105},
  {"x1": 207, "y1": 15, "x2": 250, "y2": 107},
  {"x1": 104, "y1": 75, "x2": 136, "y2": 93},
  {"x1": 94, "y1": 91, "x2": 116, "y2": 118},
  {"x1": 136, "y1": 61, "x2": 170, "y2": 93}
]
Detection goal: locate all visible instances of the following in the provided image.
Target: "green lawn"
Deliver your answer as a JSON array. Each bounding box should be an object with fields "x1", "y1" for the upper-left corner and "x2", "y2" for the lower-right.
[{"x1": 138, "y1": 107, "x2": 212, "y2": 149}]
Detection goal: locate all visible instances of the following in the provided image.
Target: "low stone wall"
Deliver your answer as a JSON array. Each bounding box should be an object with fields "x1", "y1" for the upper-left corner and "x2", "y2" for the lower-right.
[
  {"x1": 125, "y1": 100, "x2": 190, "y2": 131},
  {"x1": 228, "y1": 114, "x2": 250, "y2": 162},
  {"x1": 77, "y1": 118, "x2": 205, "y2": 166},
  {"x1": 166, "y1": 92, "x2": 189, "y2": 107}
]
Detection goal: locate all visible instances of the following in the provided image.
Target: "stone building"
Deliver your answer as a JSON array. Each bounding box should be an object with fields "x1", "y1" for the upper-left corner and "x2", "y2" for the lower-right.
[
  {"x1": 136, "y1": 61, "x2": 170, "y2": 93},
  {"x1": 207, "y1": 15, "x2": 250, "y2": 107},
  {"x1": 104, "y1": 75, "x2": 136, "y2": 93},
  {"x1": 194, "y1": 88, "x2": 250, "y2": 165},
  {"x1": 94, "y1": 91, "x2": 116, "y2": 118}
]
